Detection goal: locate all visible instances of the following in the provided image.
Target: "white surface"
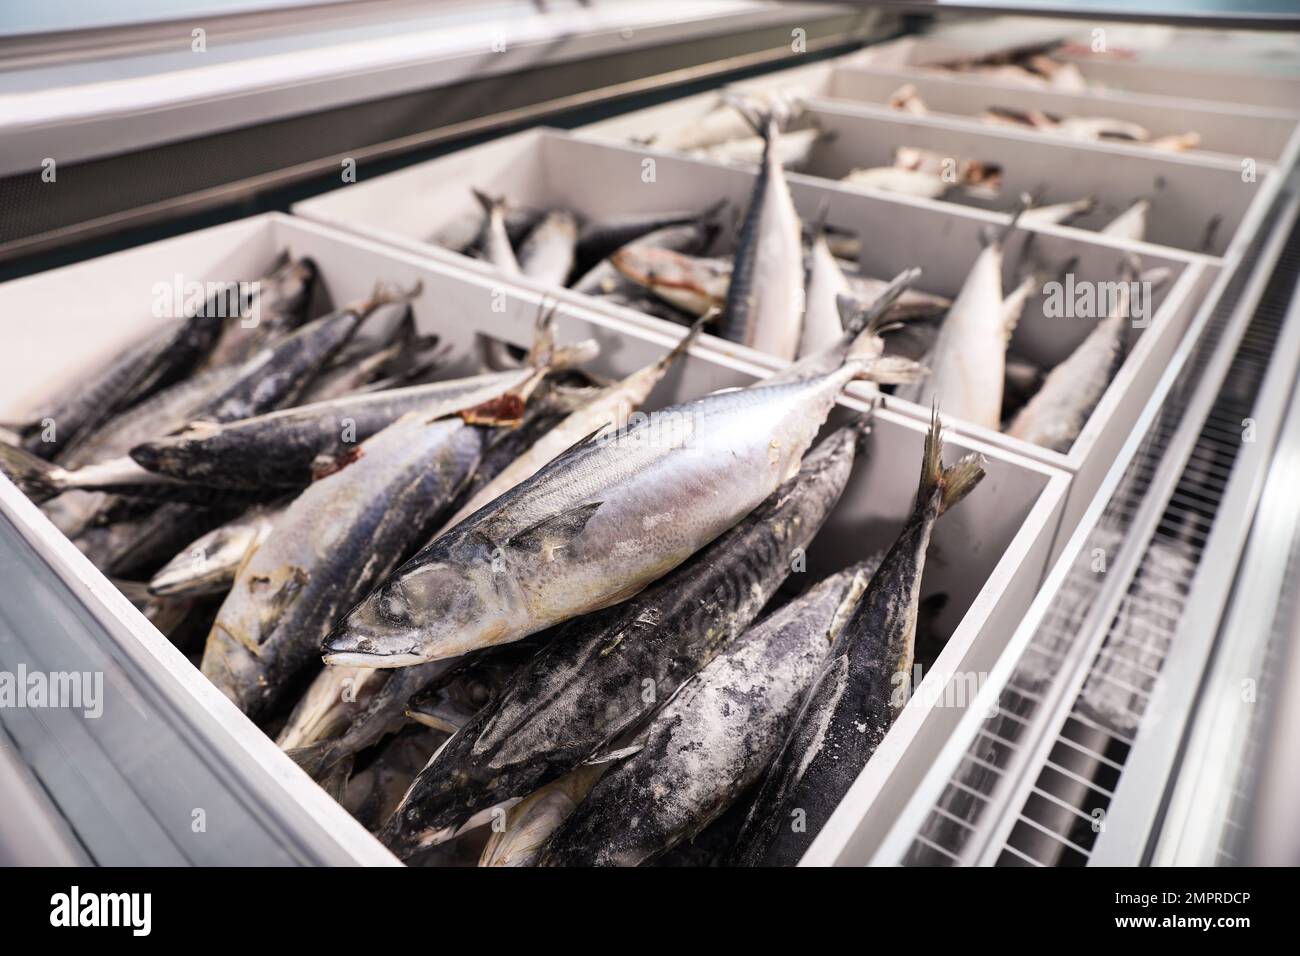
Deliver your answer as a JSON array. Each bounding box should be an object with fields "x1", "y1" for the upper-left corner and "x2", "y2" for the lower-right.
[{"x1": 0, "y1": 1, "x2": 833, "y2": 175}]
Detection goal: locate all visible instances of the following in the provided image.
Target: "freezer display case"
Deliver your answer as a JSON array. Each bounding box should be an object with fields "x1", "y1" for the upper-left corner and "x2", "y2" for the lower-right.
[{"x1": 2, "y1": 4, "x2": 1299, "y2": 868}]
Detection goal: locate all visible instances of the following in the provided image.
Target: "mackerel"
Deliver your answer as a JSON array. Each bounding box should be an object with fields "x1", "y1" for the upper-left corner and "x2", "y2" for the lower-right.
[
  {"x1": 730, "y1": 411, "x2": 983, "y2": 865},
  {"x1": 718, "y1": 112, "x2": 804, "y2": 359},
  {"x1": 540, "y1": 561, "x2": 876, "y2": 866},
  {"x1": 200, "y1": 411, "x2": 486, "y2": 720},
  {"x1": 435, "y1": 317, "x2": 705, "y2": 531},
  {"x1": 148, "y1": 504, "x2": 283, "y2": 598},
  {"x1": 895, "y1": 209, "x2": 1024, "y2": 427},
  {"x1": 372, "y1": 422, "x2": 865, "y2": 855}
]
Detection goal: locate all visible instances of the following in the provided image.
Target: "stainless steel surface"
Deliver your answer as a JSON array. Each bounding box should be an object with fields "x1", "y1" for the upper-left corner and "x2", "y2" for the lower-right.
[
  {"x1": 0, "y1": 6, "x2": 887, "y2": 266},
  {"x1": 1091, "y1": 209, "x2": 1300, "y2": 865},
  {"x1": 1151, "y1": 277, "x2": 1300, "y2": 866},
  {"x1": 785, "y1": 2, "x2": 1300, "y2": 31},
  {"x1": 0, "y1": 726, "x2": 88, "y2": 865},
  {"x1": 875, "y1": 186, "x2": 1300, "y2": 866}
]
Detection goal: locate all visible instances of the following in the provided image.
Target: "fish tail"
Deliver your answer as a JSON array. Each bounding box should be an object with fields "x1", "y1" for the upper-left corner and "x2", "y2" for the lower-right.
[
  {"x1": 0, "y1": 440, "x2": 65, "y2": 503},
  {"x1": 851, "y1": 354, "x2": 928, "y2": 385},
  {"x1": 984, "y1": 192, "x2": 1035, "y2": 250},
  {"x1": 524, "y1": 299, "x2": 560, "y2": 367},
  {"x1": 917, "y1": 404, "x2": 987, "y2": 515},
  {"x1": 840, "y1": 267, "x2": 923, "y2": 340},
  {"x1": 360, "y1": 279, "x2": 423, "y2": 316},
  {"x1": 939, "y1": 454, "x2": 986, "y2": 516},
  {"x1": 918, "y1": 403, "x2": 944, "y2": 507},
  {"x1": 652, "y1": 311, "x2": 709, "y2": 373},
  {"x1": 317, "y1": 756, "x2": 354, "y2": 802},
  {"x1": 471, "y1": 188, "x2": 504, "y2": 214},
  {"x1": 284, "y1": 740, "x2": 344, "y2": 781}
]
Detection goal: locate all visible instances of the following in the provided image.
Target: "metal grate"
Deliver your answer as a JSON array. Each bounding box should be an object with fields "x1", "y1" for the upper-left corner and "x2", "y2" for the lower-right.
[{"x1": 900, "y1": 197, "x2": 1299, "y2": 867}]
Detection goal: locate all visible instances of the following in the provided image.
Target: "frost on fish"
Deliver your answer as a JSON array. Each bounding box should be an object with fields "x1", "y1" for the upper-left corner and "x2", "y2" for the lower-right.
[
  {"x1": 200, "y1": 416, "x2": 484, "y2": 720},
  {"x1": 372, "y1": 423, "x2": 864, "y2": 857},
  {"x1": 1007, "y1": 261, "x2": 1138, "y2": 451},
  {"x1": 325, "y1": 357, "x2": 861, "y2": 673},
  {"x1": 539, "y1": 562, "x2": 875, "y2": 866},
  {"x1": 718, "y1": 113, "x2": 805, "y2": 360},
  {"x1": 731, "y1": 411, "x2": 984, "y2": 866}
]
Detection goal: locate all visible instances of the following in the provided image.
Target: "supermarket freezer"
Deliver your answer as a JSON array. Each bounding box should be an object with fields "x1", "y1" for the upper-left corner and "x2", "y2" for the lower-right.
[{"x1": 2, "y1": 5, "x2": 1299, "y2": 867}]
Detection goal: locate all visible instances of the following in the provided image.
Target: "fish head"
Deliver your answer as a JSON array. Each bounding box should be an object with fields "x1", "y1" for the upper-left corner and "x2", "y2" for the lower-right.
[{"x1": 322, "y1": 550, "x2": 514, "y2": 667}]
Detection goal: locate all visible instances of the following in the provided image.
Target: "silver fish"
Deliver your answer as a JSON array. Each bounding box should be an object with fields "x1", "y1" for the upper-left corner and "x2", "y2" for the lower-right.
[
  {"x1": 570, "y1": 217, "x2": 719, "y2": 297},
  {"x1": 518, "y1": 210, "x2": 578, "y2": 287},
  {"x1": 373, "y1": 419, "x2": 868, "y2": 855},
  {"x1": 201, "y1": 410, "x2": 486, "y2": 719},
  {"x1": 437, "y1": 317, "x2": 704, "y2": 531},
  {"x1": 896, "y1": 212, "x2": 1023, "y2": 428},
  {"x1": 1007, "y1": 261, "x2": 1144, "y2": 450},
  {"x1": 480, "y1": 764, "x2": 607, "y2": 867},
  {"x1": 322, "y1": 340, "x2": 881, "y2": 669},
  {"x1": 148, "y1": 504, "x2": 282, "y2": 599},
  {"x1": 609, "y1": 247, "x2": 730, "y2": 317},
  {"x1": 718, "y1": 112, "x2": 804, "y2": 359},
  {"x1": 471, "y1": 191, "x2": 522, "y2": 275},
  {"x1": 801, "y1": 216, "x2": 852, "y2": 357}
]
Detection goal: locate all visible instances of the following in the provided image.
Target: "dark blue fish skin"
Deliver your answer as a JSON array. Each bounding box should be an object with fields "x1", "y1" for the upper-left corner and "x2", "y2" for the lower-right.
[
  {"x1": 730, "y1": 414, "x2": 984, "y2": 866},
  {"x1": 375, "y1": 421, "x2": 867, "y2": 859}
]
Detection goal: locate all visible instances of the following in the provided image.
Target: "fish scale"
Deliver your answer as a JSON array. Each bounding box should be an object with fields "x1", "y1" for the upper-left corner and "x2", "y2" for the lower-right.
[
  {"x1": 323, "y1": 364, "x2": 857, "y2": 669},
  {"x1": 540, "y1": 562, "x2": 877, "y2": 867},
  {"x1": 372, "y1": 421, "x2": 864, "y2": 856},
  {"x1": 730, "y1": 413, "x2": 984, "y2": 865},
  {"x1": 200, "y1": 414, "x2": 486, "y2": 720}
]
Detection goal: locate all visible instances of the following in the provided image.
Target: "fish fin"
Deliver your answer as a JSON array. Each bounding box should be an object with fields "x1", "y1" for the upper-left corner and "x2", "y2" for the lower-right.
[
  {"x1": 836, "y1": 267, "x2": 923, "y2": 343},
  {"x1": 285, "y1": 740, "x2": 344, "y2": 781},
  {"x1": 471, "y1": 188, "x2": 503, "y2": 214},
  {"x1": 651, "y1": 312, "x2": 709, "y2": 375},
  {"x1": 317, "y1": 757, "x2": 354, "y2": 802},
  {"x1": 723, "y1": 93, "x2": 767, "y2": 138},
  {"x1": 506, "y1": 501, "x2": 603, "y2": 556},
  {"x1": 916, "y1": 403, "x2": 987, "y2": 515},
  {"x1": 584, "y1": 743, "x2": 644, "y2": 765},
  {"x1": 853, "y1": 354, "x2": 928, "y2": 385},
  {"x1": 939, "y1": 454, "x2": 986, "y2": 516},
  {"x1": 982, "y1": 192, "x2": 1034, "y2": 250},
  {"x1": 0, "y1": 441, "x2": 64, "y2": 503},
  {"x1": 524, "y1": 300, "x2": 559, "y2": 368},
  {"x1": 548, "y1": 338, "x2": 600, "y2": 370},
  {"x1": 550, "y1": 424, "x2": 615, "y2": 466}
]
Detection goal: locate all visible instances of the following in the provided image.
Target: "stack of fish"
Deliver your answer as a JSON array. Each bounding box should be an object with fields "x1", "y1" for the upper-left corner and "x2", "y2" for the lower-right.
[{"x1": 1, "y1": 250, "x2": 1003, "y2": 866}]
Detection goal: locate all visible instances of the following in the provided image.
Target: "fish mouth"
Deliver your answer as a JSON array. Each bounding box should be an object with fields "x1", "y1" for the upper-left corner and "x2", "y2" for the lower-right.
[
  {"x1": 322, "y1": 650, "x2": 427, "y2": 668},
  {"x1": 321, "y1": 617, "x2": 429, "y2": 668}
]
